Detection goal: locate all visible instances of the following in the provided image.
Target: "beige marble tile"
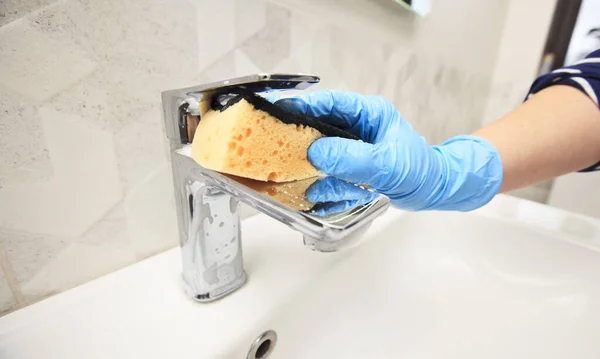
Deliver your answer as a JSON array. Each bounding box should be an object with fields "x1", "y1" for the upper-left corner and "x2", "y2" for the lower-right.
[
  {"x1": 0, "y1": 266, "x2": 16, "y2": 315},
  {"x1": 234, "y1": 0, "x2": 266, "y2": 46},
  {"x1": 0, "y1": 0, "x2": 55, "y2": 26},
  {"x1": 94, "y1": 2, "x2": 197, "y2": 77},
  {"x1": 80, "y1": 66, "x2": 164, "y2": 134},
  {"x1": 288, "y1": 3, "x2": 325, "y2": 51},
  {"x1": 0, "y1": 21, "x2": 96, "y2": 102},
  {"x1": 310, "y1": 26, "x2": 342, "y2": 88},
  {"x1": 30, "y1": 0, "x2": 197, "y2": 68},
  {"x1": 384, "y1": 49, "x2": 417, "y2": 99},
  {"x1": 17, "y1": 202, "x2": 134, "y2": 304},
  {"x1": 114, "y1": 107, "x2": 169, "y2": 191},
  {"x1": 283, "y1": 41, "x2": 313, "y2": 75},
  {"x1": 239, "y1": 2, "x2": 291, "y2": 71},
  {"x1": 125, "y1": 163, "x2": 179, "y2": 260},
  {"x1": 30, "y1": 0, "x2": 198, "y2": 132},
  {"x1": 21, "y1": 241, "x2": 137, "y2": 303},
  {"x1": 27, "y1": 0, "x2": 118, "y2": 61},
  {"x1": 195, "y1": 51, "x2": 237, "y2": 84},
  {"x1": 482, "y1": 80, "x2": 531, "y2": 125},
  {"x1": 234, "y1": 49, "x2": 262, "y2": 76},
  {"x1": 271, "y1": 56, "x2": 302, "y2": 75},
  {"x1": 196, "y1": 0, "x2": 235, "y2": 73},
  {"x1": 77, "y1": 203, "x2": 129, "y2": 247},
  {"x1": 0, "y1": 107, "x2": 122, "y2": 237},
  {"x1": 0, "y1": 90, "x2": 53, "y2": 185},
  {"x1": 41, "y1": 71, "x2": 113, "y2": 132},
  {"x1": 322, "y1": 26, "x2": 393, "y2": 95},
  {"x1": 0, "y1": 230, "x2": 71, "y2": 285}
]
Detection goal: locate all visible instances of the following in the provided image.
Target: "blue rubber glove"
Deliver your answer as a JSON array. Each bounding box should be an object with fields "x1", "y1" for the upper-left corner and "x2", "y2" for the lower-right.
[
  {"x1": 274, "y1": 90, "x2": 503, "y2": 211},
  {"x1": 305, "y1": 177, "x2": 380, "y2": 216}
]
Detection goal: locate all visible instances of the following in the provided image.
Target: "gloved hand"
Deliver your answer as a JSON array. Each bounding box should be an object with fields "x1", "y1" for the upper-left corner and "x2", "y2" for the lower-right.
[
  {"x1": 305, "y1": 176, "x2": 380, "y2": 216},
  {"x1": 273, "y1": 90, "x2": 503, "y2": 211}
]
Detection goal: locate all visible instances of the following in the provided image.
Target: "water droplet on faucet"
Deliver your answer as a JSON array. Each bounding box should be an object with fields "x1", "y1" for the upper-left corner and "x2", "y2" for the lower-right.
[{"x1": 229, "y1": 197, "x2": 238, "y2": 213}]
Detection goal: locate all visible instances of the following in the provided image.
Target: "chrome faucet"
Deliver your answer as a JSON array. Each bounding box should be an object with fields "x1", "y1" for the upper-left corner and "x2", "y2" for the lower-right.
[{"x1": 161, "y1": 74, "x2": 390, "y2": 302}]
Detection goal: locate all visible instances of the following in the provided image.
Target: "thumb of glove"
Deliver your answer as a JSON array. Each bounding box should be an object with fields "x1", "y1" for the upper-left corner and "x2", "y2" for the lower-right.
[{"x1": 308, "y1": 137, "x2": 396, "y2": 189}]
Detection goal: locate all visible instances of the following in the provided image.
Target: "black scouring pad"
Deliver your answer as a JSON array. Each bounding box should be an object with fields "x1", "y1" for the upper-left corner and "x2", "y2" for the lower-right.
[{"x1": 212, "y1": 91, "x2": 360, "y2": 141}]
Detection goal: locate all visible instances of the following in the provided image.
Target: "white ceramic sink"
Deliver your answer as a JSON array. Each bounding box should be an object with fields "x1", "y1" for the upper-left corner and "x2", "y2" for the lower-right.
[
  {"x1": 229, "y1": 209, "x2": 600, "y2": 358},
  {"x1": 2, "y1": 195, "x2": 600, "y2": 358}
]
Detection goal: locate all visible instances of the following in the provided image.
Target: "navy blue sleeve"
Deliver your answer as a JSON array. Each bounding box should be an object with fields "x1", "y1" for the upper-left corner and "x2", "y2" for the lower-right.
[
  {"x1": 525, "y1": 48, "x2": 600, "y2": 172},
  {"x1": 527, "y1": 49, "x2": 600, "y2": 106}
]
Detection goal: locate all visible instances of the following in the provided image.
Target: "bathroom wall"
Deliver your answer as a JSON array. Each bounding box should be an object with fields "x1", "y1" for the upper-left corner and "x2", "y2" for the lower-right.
[
  {"x1": 0, "y1": 0, "x2": 510, "y2": 314},
  {"x1": 481, "y1": 0, "x2": 557, "y2": 203},
  {"x1": 482, "y1": 0, "x2": 556, "y2": 126},
  {"x1": 547, "y1": 0, "x2": 600, "y2": 218},
  {"x1": 564, "y1": 0, "x2": 600, "y2": 65}
]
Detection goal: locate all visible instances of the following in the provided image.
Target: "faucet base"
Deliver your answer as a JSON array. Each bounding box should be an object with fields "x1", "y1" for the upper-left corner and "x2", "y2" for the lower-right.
[
  {"x1": 182, "y1": 271, "x2": 247, "y2": 303},
  {"x1": 174, "y1": 153, "x2": 247, "y2": 302}
]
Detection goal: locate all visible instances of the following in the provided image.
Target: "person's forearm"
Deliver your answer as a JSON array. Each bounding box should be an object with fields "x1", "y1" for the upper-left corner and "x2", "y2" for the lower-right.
[{"x1": 473, "y1": 85, "x2": 600, "y2": 192}]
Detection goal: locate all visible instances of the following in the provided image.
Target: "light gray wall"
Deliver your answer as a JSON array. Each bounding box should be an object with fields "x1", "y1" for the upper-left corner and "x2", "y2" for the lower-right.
[
  {"x1": 481, "y1": 0, "x2": 557, "y2": 203},
  {"x1": 0, "y1": 0, "x2": 509, "y2": 314}
]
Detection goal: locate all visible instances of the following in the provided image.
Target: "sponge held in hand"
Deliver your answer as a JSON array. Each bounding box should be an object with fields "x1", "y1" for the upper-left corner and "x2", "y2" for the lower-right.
[{"x1": 192, "y1": 92, "x2": 358, "y2": 183}]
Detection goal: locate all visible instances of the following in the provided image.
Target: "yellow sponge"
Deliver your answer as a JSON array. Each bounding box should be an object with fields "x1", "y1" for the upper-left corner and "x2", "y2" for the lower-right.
[{"x1": 191, "y1": 92, "x2": 358, "y2": 183}]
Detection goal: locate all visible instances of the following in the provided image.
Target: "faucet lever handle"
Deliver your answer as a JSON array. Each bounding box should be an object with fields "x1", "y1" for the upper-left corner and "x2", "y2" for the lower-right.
[
  {"x1": 209, "y1": 73, "x2": 320, "y2": 93},
  {"x1": 162, "y1": 73, "x2": 320, "y2": 144},
  {"x1": 177, "y1": 73, "x2": 320, "y2": 100}
]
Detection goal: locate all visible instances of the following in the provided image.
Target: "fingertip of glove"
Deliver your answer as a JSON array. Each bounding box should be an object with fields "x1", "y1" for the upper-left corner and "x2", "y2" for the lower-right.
[
  {"x1": 309, "y1": 137, "x2": 359, "y2": 176},
  {"x1": 307, "y1": 137, "x2": 340, "y2": 168},
  {"x1": 307, "y1": 138, "x2": 328, "y2": 170}
]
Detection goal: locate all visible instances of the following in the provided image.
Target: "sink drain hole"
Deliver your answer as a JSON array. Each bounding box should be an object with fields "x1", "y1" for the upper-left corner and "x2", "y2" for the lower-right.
[
  {"x1": 247, "y1": 330, "x2": 277, "y2": 359},
  {"x1": 255, "y1": 339, "x2": 271, "y2": 358}
]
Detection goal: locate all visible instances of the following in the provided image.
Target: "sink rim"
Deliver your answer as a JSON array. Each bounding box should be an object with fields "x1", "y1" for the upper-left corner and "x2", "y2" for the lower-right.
[{"x1": 2, "y1": 194, "x2": 600, "y2": 359}]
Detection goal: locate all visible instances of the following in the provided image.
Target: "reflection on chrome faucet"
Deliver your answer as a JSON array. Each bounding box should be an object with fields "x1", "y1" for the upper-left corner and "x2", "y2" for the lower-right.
[
  {"x1": 162, "y1": 74, "x2": 391, "y2": 303},
  {"x1": 228, "y1": 174, "x2": 379, "y2": 218},
  {"x1": 223, "y1": 174, "x2": 318, "y2": 211},
  {"x1": 305, "y1": 177, "x2": 380, "y2": 217}
]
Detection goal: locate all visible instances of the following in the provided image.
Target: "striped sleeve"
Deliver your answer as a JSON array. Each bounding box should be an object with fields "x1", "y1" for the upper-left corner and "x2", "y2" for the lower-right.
[{"x1": 526, "y1": 48, "x2": 600, "y2": 172}]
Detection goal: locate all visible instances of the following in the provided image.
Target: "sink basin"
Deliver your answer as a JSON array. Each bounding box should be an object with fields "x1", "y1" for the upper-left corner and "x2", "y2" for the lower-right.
[
  {"x1": 1, "y1": 195, "x2": 600, "y2": 358},
  {"x1": 227, "y1": 208, "x2": 600, "y2": 358}
]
